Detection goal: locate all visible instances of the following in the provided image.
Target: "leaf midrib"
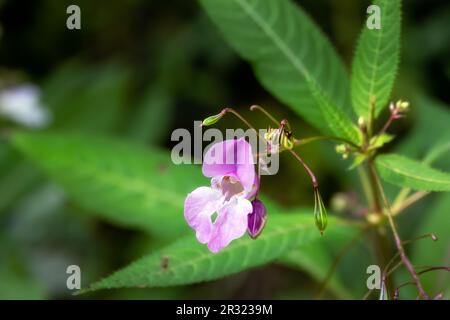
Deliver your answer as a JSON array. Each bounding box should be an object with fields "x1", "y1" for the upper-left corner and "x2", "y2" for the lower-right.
[
  {"x1": 94, "y1": 224, "x2": 306, "y2": 289},
  {"x1": 234, "y1": 0, "x2": 310, "y2": 80},
  {"x1": 366, "y1": 1, "x2": 386, "y2": 109},
  {"x1": 377, "y1": 156, "x2": 450, "y2": 185},
  {"x1": 92, "y1": 218, "x2": 354, "y2": 290}
]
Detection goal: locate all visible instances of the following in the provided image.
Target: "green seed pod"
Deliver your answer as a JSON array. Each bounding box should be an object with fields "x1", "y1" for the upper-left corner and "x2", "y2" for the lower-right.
[
  {"x1": 201, "y1": 113, "x2": 224, "y2": 126},
  {"x1": 314, "y1": 189, "x2": 328, "y2": 235}
]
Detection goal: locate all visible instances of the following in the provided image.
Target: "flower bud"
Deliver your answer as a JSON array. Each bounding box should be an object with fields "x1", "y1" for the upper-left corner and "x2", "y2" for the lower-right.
[
  {"x1": 335, "y1": 144, "x2": 349, "y2": 159},
  {"x1": 335, "y1": 144, "x2": 346, "y2": 154},
  {"x1": 201, "y1": 112, "x2": 224, "y2": 127},
  {"x1": 247, "y1": 199, "x2": 267, "y2": 239},
  {"x1": 358, "y1": 116, "x2": 366, "y2": 131},
  {"x1": 396, "y1": 100, "x2": 409, "y2": 112}
]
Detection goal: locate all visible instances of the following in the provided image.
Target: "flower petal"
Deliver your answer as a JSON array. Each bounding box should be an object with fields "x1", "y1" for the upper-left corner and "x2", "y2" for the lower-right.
[
  {"x1": 184, "y1": 186, "x2": 223, "y2": 244},
  {"x1": 203, "y1": 139, "x2": 238, "y2": 177},
  {"x1": 203, "y1": 138, "x2": 255, "y2": 192},
  {"x1": 207, "y1": 197, "x2": 252, "y2": 253},
  {"x1": 234, "y1": 138, "x2": 256, "y2": 192}
]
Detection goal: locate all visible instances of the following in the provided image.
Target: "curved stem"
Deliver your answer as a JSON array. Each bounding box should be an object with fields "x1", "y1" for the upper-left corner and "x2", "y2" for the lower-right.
[
  {"x1": 369, "y1": 163, "x2": 430, "y2": 299},
  {"x1": 250, "y1": 105, "x2": 280, "y2": 128},
  {"x1": 394, "y1": 267, "x2": 450, "y2": 299},
  {"x1": 288, "y1": 149, "x2": 318, "y2": 188},
  {"x1": 294, "y1": 135, "x2": 360, "y2": 150},
  {"x1": 223, "y1": 107, "x2": 257, "y2": 131}
]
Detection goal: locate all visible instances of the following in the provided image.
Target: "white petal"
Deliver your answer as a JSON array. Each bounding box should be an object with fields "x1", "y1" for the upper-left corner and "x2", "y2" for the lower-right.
[
  {"x1": 207, "y1": 197, "x2": 252, "y2": 253},
  {"x1": 184, "y1": 186, "x2": 223, "y2": 244}
]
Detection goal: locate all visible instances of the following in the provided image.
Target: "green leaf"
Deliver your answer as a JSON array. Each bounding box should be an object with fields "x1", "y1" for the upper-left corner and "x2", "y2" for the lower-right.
[
  {"x1": 307, "y1": 81, "x2": 361, "y2": 144},
  {"x1": 79, "y1": 213, "x2": 358, "y2": 293},
  {"x1": 369, "y1": 133, "x2": 394, "y2": 150},
  {"x1": 423, "y1": 141, "x2": 450, "y2": 166},
  {"x1": 42, "y1": 62, "x2": 129, "y2": 133},
  {"x1": 199, "y1": 0, "x2": 352, "y2": 131},
  {"x1": 279, "y1": 224, "x2": 358, "y2": 299},
  {"x1": 11, "y1": 131, "x2": 204, "y2": 239},
  {"x1": 127, "y1": 86, "x2": 174, "y2": 144},
  {"x1": 397, "y1": 97, "x2": 450, "y2": 163},
  {"x1": 351, "y1": 0, "x2": 401, "y2": 119},
  {"x1": 349, "y1": 154, "x2": 366, "y2": 170},
  {"x1": 376, "y1": 154, "x2": 450, "y2": 191}
]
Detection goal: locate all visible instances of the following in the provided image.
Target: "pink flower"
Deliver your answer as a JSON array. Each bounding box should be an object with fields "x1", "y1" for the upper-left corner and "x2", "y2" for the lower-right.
[{"x1": 184, "y1": 138, "x2": 259, "y2": 253}]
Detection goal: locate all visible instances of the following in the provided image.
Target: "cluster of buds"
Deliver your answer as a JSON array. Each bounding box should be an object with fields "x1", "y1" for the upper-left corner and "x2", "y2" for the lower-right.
[
  {"x1": 389, "y1": 100, "x2": 409, "y2": 120},
  {"x1": 335, "y1": 144, "x2": 350, "y2": 159}
]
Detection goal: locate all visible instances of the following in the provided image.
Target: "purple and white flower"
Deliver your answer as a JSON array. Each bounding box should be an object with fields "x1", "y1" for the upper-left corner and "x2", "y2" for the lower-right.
[{"x1": 184, "y1": 138, "x2": 265, "y2": 253}]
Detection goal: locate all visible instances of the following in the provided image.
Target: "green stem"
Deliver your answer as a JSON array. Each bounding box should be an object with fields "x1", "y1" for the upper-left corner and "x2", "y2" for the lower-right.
[
  {"x1": 357, "y1": 165, "x2": 373, "y2": 209},
  {"x1": 367, "y1": 159, "x2": 382, "y2": 214},
  {"x1": 294, "y1": 135, "x2": 360, "y2": 150}
]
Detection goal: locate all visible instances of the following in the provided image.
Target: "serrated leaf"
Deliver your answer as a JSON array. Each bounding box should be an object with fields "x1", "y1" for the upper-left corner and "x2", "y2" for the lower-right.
[
  {"x1": 369, "y1": 133, "x2": 394, "y2": 150},
  {"x1": 11, "y1": 131, "x2": 204, "y2": 239},
  {"x1": 376, "y1": 154, "x2": 450, "y2": 191},
  {"x1": 199, "y1": 0, "x2": 352, "y2": 132},
  {"x1": 307, "y1": 80, "x2": 361, "y2": 144},
  {"x1": 349, "y1": 154, "x2": 366, "y2": 170},
  {"x1": 78, "y1": 213, "x2": 358, "y2": 293},
  {"x1": 351, "y1": 0, "x2": 401, "y2": 119}
]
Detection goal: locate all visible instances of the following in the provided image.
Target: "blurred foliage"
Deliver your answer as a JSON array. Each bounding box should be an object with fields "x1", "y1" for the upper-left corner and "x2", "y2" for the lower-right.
[{"x1": 0, "y1": 0, "x2": 449, "y2": 299}]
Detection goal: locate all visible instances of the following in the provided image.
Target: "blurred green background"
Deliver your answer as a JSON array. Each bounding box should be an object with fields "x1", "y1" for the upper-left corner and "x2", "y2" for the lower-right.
[{"x1": 0, "y1": 0, "x2": 449, "y2": 299}]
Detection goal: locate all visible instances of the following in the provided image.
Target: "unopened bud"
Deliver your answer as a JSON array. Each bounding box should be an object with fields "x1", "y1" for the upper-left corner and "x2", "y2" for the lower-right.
[
  {"x1": 389, "y1": 102, "x2": 396, "y2": 112},
  {"x1": 396, "y1": 100, "x2": 409, "y2": 112},
  {"x1": 335, "y1": 144, "x2": 347, "y2": 154},
  {"x1": 335, "y1": 144, "x2": 349, "y2": 159},
  {"x1": 247, "y1": 199, "x2": 267, "y2": 239},
  {"x1": 358, "y1": 117, "x2": 366, "y2": 131},
  {"x1": 201, "y1": 112, "x2": 225, "y2": 127}
]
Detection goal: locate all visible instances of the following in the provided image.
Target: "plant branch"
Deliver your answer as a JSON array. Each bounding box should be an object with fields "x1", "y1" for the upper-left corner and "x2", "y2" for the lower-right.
[
  {"x1": 369, "y1": 163, "x2": 430, "y2": 299},
  {"x1": 391, "y1": 191, "x2": 430, "y2": 217},
  {"x1": 294, "y1": 135, "x2": 360, "y2": 150},
  {"x1": 288, "y1": 149, "x2": 318, "y2": 188}
]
